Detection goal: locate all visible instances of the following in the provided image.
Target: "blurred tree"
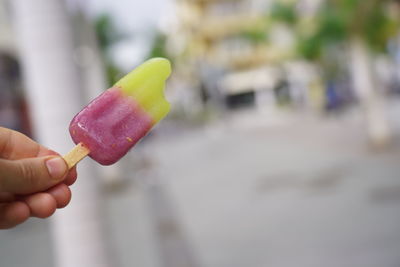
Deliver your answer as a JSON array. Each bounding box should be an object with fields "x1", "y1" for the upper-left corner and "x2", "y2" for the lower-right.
[
  {"x1": 95, "y1": 14, "x2": 125, "y2": 50},
  {"x1": 296, "y1": 0, "x2": 399, "y2": 59},
  {"x1": 147, "y1": 31, "x2": 169, "y2": 60},
  {"x1": 239, "y1": 29, "x2": 269, "y2": 44},
  {"x1": 271, "y1": 0, "x2": 400, "y2": 148},
  {"x1": 270, "y1": 1, "x2": 297, "y2": 25},
  {"x1": 94, "y1": 14, "x2": 126, "y2": 85}
]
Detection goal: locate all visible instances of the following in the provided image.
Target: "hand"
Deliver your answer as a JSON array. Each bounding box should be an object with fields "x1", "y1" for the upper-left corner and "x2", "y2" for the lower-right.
[{"x1": 0, "y1": 127, "x2": 77, "y2": 229}]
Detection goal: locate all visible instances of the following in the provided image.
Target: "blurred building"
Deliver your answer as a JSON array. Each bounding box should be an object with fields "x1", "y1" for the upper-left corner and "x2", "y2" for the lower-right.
[
  {"x1": 0, "y1": 0, "x2": 106, "y2": 136},
  {"x1": 166, "y1": 0, "x2": 325, "y2": 115},
  {"x1": 0, "y1": 1, "x2": 31, "y2": 134}
]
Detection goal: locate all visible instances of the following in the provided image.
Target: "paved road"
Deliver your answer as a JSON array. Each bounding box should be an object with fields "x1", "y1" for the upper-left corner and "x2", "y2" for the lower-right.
[
  {"x1": 1, "y1": 107, "x2": 400, "y2": 267},
  {"x1": 144, "y1": 109, "x2": 400, "y2": 267}
]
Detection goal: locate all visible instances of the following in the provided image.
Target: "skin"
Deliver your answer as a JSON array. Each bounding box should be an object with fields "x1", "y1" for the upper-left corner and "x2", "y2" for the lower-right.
[{"x1": 0, "y1": 127, "x2": 77, "y2": 229}]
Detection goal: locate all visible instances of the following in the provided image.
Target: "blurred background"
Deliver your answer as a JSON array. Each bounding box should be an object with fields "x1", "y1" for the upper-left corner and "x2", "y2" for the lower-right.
[{"x1": 1, "y1": 0, "x2": 400, "y2": 266}]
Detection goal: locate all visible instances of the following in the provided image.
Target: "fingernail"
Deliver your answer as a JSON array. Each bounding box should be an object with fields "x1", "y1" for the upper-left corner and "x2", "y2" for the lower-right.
[{"x1": 46, "y1": 157, "x2": 67, "y2": 179}]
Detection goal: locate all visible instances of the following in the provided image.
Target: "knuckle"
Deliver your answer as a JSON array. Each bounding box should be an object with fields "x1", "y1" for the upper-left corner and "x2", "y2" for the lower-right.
[{"x1": 18, "y1": 161, "x2": 40, "y2": 188}]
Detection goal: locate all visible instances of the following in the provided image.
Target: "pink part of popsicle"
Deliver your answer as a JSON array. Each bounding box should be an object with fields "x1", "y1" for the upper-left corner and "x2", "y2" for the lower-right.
[{"x1": 69, "y1": 87, "x2": 153, "y2": 165}]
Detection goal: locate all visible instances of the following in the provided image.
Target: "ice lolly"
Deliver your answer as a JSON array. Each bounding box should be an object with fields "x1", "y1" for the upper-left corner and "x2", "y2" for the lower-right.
[{"x1": 64, "y1": 57, "x2": 171, "y2": 167}]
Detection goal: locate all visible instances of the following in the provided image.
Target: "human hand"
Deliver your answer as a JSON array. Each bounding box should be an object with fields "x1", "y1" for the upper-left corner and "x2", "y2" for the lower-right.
[{"x1": 0, "y1": 127, "x2": 77, "y2": 229}]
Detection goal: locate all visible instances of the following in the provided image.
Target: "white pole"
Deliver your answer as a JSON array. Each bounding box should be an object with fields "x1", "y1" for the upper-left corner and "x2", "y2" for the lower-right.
[
  {"x1": 349, "y1": 37, "x2": 391, "y2": 148},
  {"x1": 11, "y1": 0, "x2": 111, "y2": 266}
]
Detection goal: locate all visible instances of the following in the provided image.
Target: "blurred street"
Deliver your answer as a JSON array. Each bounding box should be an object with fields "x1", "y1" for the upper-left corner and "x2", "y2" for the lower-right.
[{"x1": 2, "y1": 104, "x2": 400, "y2": 267}]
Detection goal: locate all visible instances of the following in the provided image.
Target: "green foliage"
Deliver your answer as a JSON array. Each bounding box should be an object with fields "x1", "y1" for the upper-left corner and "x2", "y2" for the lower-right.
[
  {"x1": 364, "y1": 4, "x2": 400, "y2": 52},
  {"x1": 296, "y1": 4, "x2": 347, "y2": 60},
  {"x1": 297, "y1": 35, "x2": 322, "y2": 60},
  {"x1": 105, "y1": 63, "x2": 122, "y2": 86},
  {"x1": 94, "y1": 13, "x2": 128, "y2": 86},
  {"x1": 270, "y1": 2, "x2": 297, "y2": 25},
  {"x1": 317, "y1": 8, "x2": 347, "y2": 43},
  {"x1": 295, "y1": 0, "x2": 400, "y2": 59},
  {"x1": 94, "y1": 14, "x2": 125, "y2": 51},
  {"x1": 239, "y1": 29, "x2": 269, "y2": 44},
  {"x1": 147, "y1": 31, "x2": 169, "y2": 59}
]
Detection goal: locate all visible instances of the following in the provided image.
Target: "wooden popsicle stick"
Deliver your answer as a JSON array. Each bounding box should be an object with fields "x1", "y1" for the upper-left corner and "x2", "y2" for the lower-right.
[{"x1": 63, "y1": 143, "x2": 90, "y2": 169}]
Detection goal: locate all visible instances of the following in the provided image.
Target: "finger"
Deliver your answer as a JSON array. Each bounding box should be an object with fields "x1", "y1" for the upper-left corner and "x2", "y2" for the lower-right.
[
  {"x1": 0, "y1": 201, "x2": 30, "y2": 229},
  {"x1": 0, "y1": 127, "x2": 42, "y2": 160},
  {"x1": 64, "y1": 166, "x2": 77, "y2": 186},
  {"x1": 0, "y1": 192, "x2": 15, "y2": 202},
  {"x1": 0, "y1": 156, "x2": 68, "y2": 194},
  {"x1": 0, "y1": 128, "x2": 71, "y2": 169},
  {"x1": 46, "y1": 184, "x2": 71, "y2": 209},
  {"x1": 37, "y1": 146, "x2": 58, "y2": 157},
  {"x1": 23, "y1": 193, "x2": 57, "y2": 218},
  {"x1": 37, "y1": 148, "x2": 78, "y2": 186}
]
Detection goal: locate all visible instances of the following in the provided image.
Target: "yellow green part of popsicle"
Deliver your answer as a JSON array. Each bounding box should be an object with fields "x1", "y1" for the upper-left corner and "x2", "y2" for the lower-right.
[{"x1": 114, "y1": 57, "x2": 171, "y2": 123}]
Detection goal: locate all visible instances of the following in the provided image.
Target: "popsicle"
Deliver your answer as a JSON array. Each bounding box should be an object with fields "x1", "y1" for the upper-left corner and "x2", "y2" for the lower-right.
[{"x1": 63, "y1": 57, "x2": 171, "y2": 167}]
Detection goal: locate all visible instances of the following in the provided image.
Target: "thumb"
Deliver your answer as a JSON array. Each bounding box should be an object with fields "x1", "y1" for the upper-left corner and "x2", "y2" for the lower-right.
[{"x1": 0, "y1": 156, "x2": 68, "y2": 194}]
